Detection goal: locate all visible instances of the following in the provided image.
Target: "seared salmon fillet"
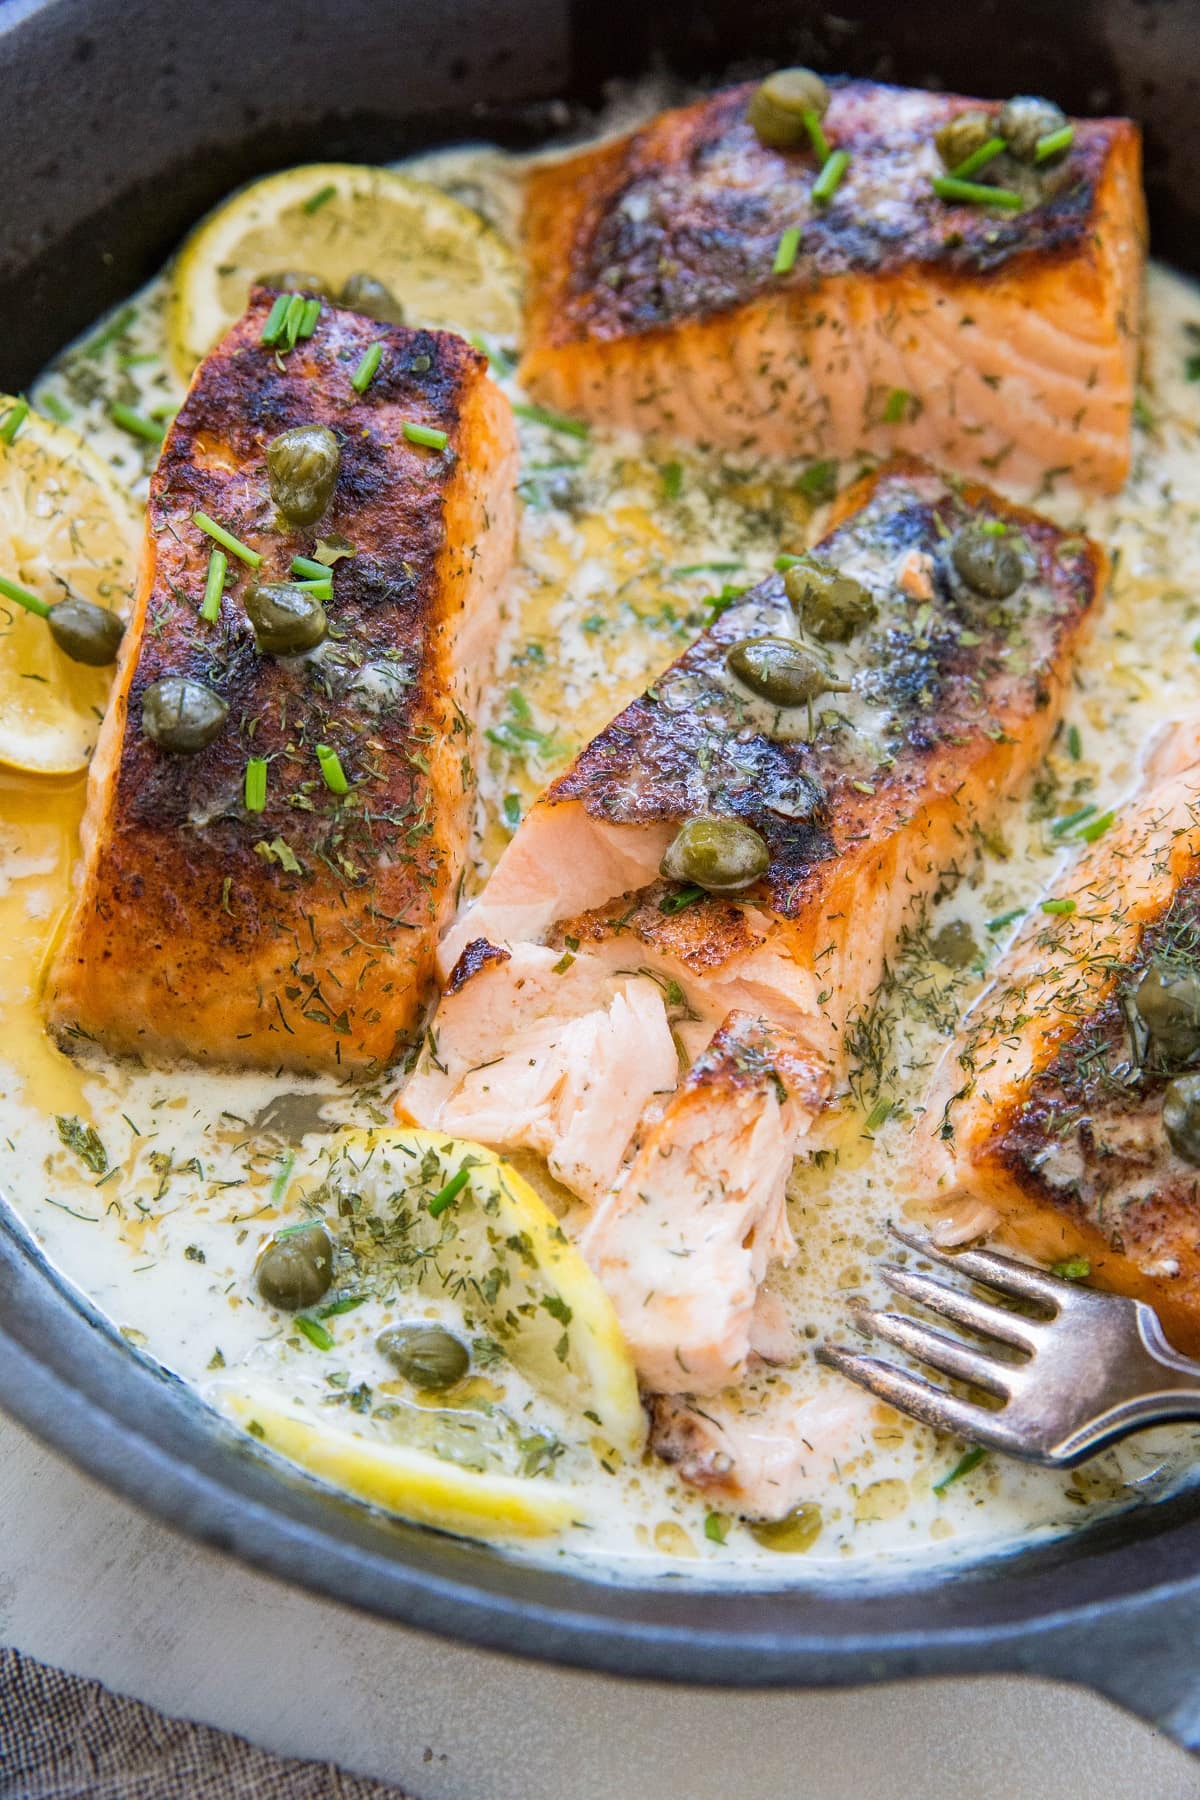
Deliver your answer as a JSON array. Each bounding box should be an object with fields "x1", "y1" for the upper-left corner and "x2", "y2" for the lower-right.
[
  {"x1": 579, "y1": 1013, "x2": 828, "y2": 1395},
  {"x1": 408, "y1": 457, "x2": 1102, "y2": 1200},
  {"x1": 47, "y1": 291, "x2": 517, "y2": 1074},
  {"x1": 521, "y1": 80, "x2": 1144, "y2": 492},
  {"x1": 920, "y1": 745, "x2": 1200, "y2": 1354}
]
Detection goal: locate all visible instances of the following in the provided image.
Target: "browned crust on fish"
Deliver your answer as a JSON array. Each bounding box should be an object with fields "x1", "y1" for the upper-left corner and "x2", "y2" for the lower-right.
[
  {"x1": 445, "y1": 937, "x2": 512, "y2": 996},
  {"x1": 46, "y1": 291, "x2": 516, "y2": 1074},
  {"x1": 523, "y1": 81, "x2": 1138, "y2": 351}
]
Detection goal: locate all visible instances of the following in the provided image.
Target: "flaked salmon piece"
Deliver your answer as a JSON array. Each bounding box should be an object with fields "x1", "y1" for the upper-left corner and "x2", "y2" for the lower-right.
[
  {"x1": 521, "y1": 80, "x2": 1145, "y2": 493},
  {"x1": 418, "y1": 458, "x2": 1101, "y2": 1200},
  {"x1": 400, "y1": 941, "x2": 680, "y2": 1202},
  {"x1": 919, "y1": 748, "x2": 1200, "y2": 1353},
  {"x1": 46, "y1": 291, "x2": 517, "y2": 1075},
  {"x1": 578, "y1": 1013, "x2": 829, "y2": 1395},
  {"x1": 651, "y1": 1381, "x2": 876, "y2": 1521}
]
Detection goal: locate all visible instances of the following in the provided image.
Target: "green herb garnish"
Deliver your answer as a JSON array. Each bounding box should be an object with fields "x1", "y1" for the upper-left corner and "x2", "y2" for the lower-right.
[
  {"x1": 803, "y1": 108, "x2": 830, "y2": 164},
  {"x1": 193, "y1": 511, "x2": 262, "y2": 567},
  {"x1": 291, "y1": 555, "x2": 330, "y2": 581},
  {"x1": 704, "y1": 1512, "x2": 731, "y2": 1544},
  {"x1": 302, "y1": 183, "x2": 337, "y2": 214},
  {"x1": 55, "y1": 1114, "x2": 108, "y2": 1175},
  {"x1": 295, "y1": 1315, "x2": 334, "y2": 1351},
  {"x1": 1034, "y1": 124, "x2": 1074, "y2": 163},
  {"x1": 950, "y1": 135, "x2": 1006, "y2": 180},
  {"x1": 110, "y1": 402, "x2": 164, "y2": 443},
  {"x1": 661, "y1": 460, "x2": 683, "y2": 500},
  {"x1": 0, "y1": 398, "x2": 29, "y2": 446},
  {"x1": 512, "y1": 402, "x2": 590, "y2": 439},
  {"x1": 882, "y1": 388, "x2": 911, "y2": 425},
  {"x1": 932, "y1": 175, "x2": 1023, "y2": 210},
  {"x1": 1078, "y1": 810, "x2": 1115, "y2": 843},
  {"x1": 316, "y1": 743, "x2": 350, "y2": 795},
  {"x1": 1041, "y1": 897, "x2": 1076, "y2": 916},
  {"x1": 773, "y1": 225, "x2": 802, "y2": 276},
  {"x1": 933, "y1": 1445, "x2": 986, "y2": 1494},
  {"x1": 428, "y1": 1166, "x2": 470, "y2": 1218},
  {"x1": 812, "y1": 149, "x2": 850, "y2": 206},
  {"x1": 200, "y1": 548, "x2": 227, "y2": 623},
  {"x1": 1051, "y1": 1257, "x2": 1090, "y2": 1281},
  {"x1": 986, "y1": 907, "x2": 1025, "y2": 932},
  {"x1": 244, "y1": 756, "x2": 268, "y2": 813},
  {"x1": 260, "y1": 294, "x2": 290, "y2": 347},
  {"x1": 659, "y1": 885, "x2": 705, "y2": 915},
  {"x1": 351, "y1": 343, "x2": 383, "y2": 393},
  {"x1": 403, "y1": 421, "x2": 448, "y2": 450}
]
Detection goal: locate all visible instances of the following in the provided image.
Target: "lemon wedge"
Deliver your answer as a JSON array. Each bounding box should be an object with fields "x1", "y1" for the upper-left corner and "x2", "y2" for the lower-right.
[
  {"x1": 0, "y1": 403, "x2": 139, "y2": 776},
  {"x1": 167, "y1": 163, "x2": 522, "y2": 380},
  {"x1": 317, "y1": 1128, "x2": 646, "y2": 1455},
  {"x1": 219, "y1": 1386, "x2": 581, "y2": 1539}
]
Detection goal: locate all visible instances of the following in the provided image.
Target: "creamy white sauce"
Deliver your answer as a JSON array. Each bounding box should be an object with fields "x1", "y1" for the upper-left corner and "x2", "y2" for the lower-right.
[{"x1": 3, "y1": 135, "x2": 1200, "y2": 1582}]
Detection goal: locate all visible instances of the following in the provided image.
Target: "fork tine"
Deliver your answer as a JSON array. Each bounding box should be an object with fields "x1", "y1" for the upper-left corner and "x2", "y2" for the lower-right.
[
  {"x1": 816, "y1": 1344, "x2": 1022, "y2": 1451},
  {"x1": 851, "y1": 1303, "x2": 1016, "y2": 1396},
  {"x1": 889, "y1": 1223, "x2": 1070, "y2": 1307},
  {"x1": 879, "y1": 1263, "x2": 1042, "y2": 1350}
]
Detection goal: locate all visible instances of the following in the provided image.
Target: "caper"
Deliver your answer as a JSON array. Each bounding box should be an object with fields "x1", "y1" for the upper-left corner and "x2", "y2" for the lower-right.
[
  {"x1": 934, "y1": 110, "x2": 995, "y2": 172},
  {"x1": 930, "y1": 919, "x2": 978, "y2": 969},
  {"x1": 1164, "y1": 1074, "x2": 1200, "y2": 1166},
  {"x1": 1134, "y1": 962, "x2": 1200, "y2": 1069},
  {"x1": 266, "y1": 423, "x2": 341, "y2": 527},
  {"x1": 257, "y1": 270, "x2": 332, "y2": 297},
  {"x1": 141, "y1": 676, "x2": 228, "y2": 754},
  {"x1": 47, "y1": 597, "x2": 125, "y2": 666},
  {"x1": 950, "y1": 523, "x2": 1025, "y2": 599},
  {"x1": 748, "y1": 1502, "x2": 823, "y2": 1552},
  {"x1": 256, "y1": 1222, "x2": 335, "y2": 1311},
  {"x1": 244, "y1": 581, "x2": 329, "y2": 657},
  {"x1": 783, "y1": 557, "x2": 876, "y2": 642},
  {"x1": 340, "y1": 272, "x2": 405, "y2": 325},
  {"x1": 998, "y1": 95, "x2": 1069, "y2": 164},
  {"x1": 726, "y1": 635, "x2": 848, "y2": 707},
  {"x1": 747, "y1": 67, "x2": 829, "y2": 151},
  {"x1": 377, "y1": 1324, "x2": 470, "y2": 1390},
  {"x1": 660, "y1": 815, "x2": 770, "y2": 894}
]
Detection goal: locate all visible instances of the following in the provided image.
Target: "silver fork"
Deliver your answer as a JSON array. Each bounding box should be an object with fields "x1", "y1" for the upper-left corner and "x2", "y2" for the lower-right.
[{"x1": 817, "y1": 1223, "x2": 1200, "y2": 1466}]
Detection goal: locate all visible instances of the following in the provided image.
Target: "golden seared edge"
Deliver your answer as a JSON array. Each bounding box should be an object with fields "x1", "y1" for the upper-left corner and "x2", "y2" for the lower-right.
[
  {"x1": 520, "y1": 79, "x2": 1144, "y2": 491},
  {"x1": 47, "y1": 292, "x2": 517, "y2": 1074}
]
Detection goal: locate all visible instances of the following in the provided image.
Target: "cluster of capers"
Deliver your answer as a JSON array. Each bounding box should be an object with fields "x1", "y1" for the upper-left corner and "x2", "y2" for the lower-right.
[
  {"x1": 262, "y1": 268, "x2": 405, "y2": 325},
  {"x1": 747, "y1": 67, "x2": 829, "y2": 151},
  {"x1": 1132, "y1": 961, "x2": 1200, "y2": 1166},
  {"x1": 935, "y1": 95, "x2": 1070, "y2": 174}
]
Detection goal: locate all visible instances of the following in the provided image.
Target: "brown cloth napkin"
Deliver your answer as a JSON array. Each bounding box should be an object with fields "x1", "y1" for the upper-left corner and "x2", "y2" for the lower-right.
[{"x1": 0, "y1": 1648, "x2": 413, "y2": 1799}]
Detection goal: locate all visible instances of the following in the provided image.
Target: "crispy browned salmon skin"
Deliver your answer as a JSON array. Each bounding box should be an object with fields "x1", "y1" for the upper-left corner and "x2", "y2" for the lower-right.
[
  {"x1": 407, "y1": 457, "x2": 1103, "y2": 1196},
  {"x1": 521, "y1": 80, "x2": 1144, "y2": 492},
  {"x1": 921, "y1": 745, "x2": 1200, "y2": 1354},
  {"x1": 47, "y1": 291, "x2": 517, "y2": 1074}
]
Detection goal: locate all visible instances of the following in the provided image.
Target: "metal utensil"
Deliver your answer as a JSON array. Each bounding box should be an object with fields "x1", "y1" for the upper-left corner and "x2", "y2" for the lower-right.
[{"x1": 818, "y1": 1224, "x2": 1200, "y2": 1466}]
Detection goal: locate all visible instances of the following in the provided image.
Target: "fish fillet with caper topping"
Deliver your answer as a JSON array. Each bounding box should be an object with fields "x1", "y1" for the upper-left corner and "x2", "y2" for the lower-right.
[
  {"x1": 520, "y1": 73, "x2": 1144, "y2": 492},
  {"x1": 46, "y1": 289, "x2": 517, "y2": 1073}
]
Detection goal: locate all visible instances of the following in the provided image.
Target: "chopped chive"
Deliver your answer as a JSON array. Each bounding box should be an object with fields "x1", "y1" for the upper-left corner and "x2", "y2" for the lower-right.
[
  {"x1": 1041, "y1": 897, "x2": 1076, "y2": 916},
  {"x1": 1051, "y1": 1256, "x2": 1090, "y2": 1281},
  {"x1": 0, "y1": 573, "x2": 50, "y2": 618},
  {"x1": 704, "y1": 1512, "x2": 730, "y2": 1545},
  {"x1": 200, "y1": 548, "x2": 227, "y2": 623},
  {"x1": 864, "y1": 1097, "x2": 894, "y2": 1133},
  {"x1": 812, "y1": 149, "x2": 850, "y2": 206},
  {"x1": 85, "y1": 304, "x2": 137, "y2": 358},
  {"x1": 773, "y1": 225, "x2": 802, "y2": 275},
  {"x1": 1035, "y1": 123, "x2": 1074, "y2": 163},
  {"x1": 932, "y1": 175, "x2": 1024, "y2": 210},
  {"x1": 403, "y1": 420, "x2": 448, "y2": 450},
  {"x1": 796, "y1": 458, "x2": 839, "y2": 502},
  {"x1": 659, "y1": 884, "x2": 705, "y2": 915},
  {"x1": 302, "y1": 182, "x2": 338, "y2": 215},
  {"x1": 0, "y1": 398, "x2": 29, "y2": 445},
  {"x1": 297, "y1": 297, "x2": 322, "y2": 339},
  {"x1": 260, "y1": 293, "x2": 290, "y2": 346},
  {"x1": 269, "y1": 1151, "x2": 294, "y2": 1203},
  {"x1": 1079, "y1": 809, "x2": 1115, "y2": 843},
  {"x1": 351, "y1": 342, "x2": 383, "y2": 393},
  {"x1": 986, "y1": 907, "x2": 1025, "y2": 932},
  {"x1": 672, "y1": 560, "x2": 743, "y2": 577},
  {"x1": 933, "y1": 1445, "x2": 986, "y2": 1494},
  {"x1": 291, "y1": 555, "x2": 330, "y2": 581},
  {"x1": 39, "y1": 392, "x2": 71, "y2": 423},
  {"x1": 244, "y1": 756, "x2": 268, "y2": 813},
  {"x1": 882, "y1": 387, "x2": 910, "y2": 425},
  {"x1": 317, "y1": 1294, "x2": 367, "y2": 1319},
  {"x1": 511, "y1": 401, "x2": 590, "y2": 439},
  {"x1": 502, "y1": 792, "x2": 522, "y2": 832},
  {"x1": 295, "y1": 1315, "x2": 334, "y2": 1351},
  {"x1": 980, "y1": 520, "x2": 1008, "y2": 537},
  {"x1": 1066, "y1": 723, "x2": 1083, "y2": 761},
  {"x1": 294, "y1": 577, "x2": 333, "y2": 600},
  {"x1": 193, "y1": 510, "x2": 262, "y2": 567},
  {"x1": 775, "y1": 552, "x2": 804, "y2": 571},
  {"x1": 950, "y1": 135, "x2": 1006, "y2": 180},
  {"x1": 1050, "y1": 804, "x2": 1097, "y2": 837},
  {"x1": 661, "y1": 460, "x2": 683, "y2": 500},
  {"x1": 802, "y1": 107, "x2": 830, "y2": 165},
  {"x1": 428, "y1": 1166, "x2": 470, "y2": 1218},
  {"x1": 282, "y1": 293, "x2": 307, "y2": 351},
  {"x1": 551, "y1": 951, "x2": 576, "y2": 975},
  {"x1": 110, "y1": 401, "x2": 165, "y2": 443},
  {"x1": 315, "y1": 742, "x2": 350, "y2": 794}
]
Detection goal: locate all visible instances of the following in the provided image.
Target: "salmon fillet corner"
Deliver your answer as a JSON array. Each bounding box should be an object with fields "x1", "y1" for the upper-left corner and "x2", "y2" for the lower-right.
[
  {"x1": 46, "y1": 292, "x2": 517, "y2": 1075},
  {"x1": 521, "y1": 79, "x2": 1144, "y2": 493}
]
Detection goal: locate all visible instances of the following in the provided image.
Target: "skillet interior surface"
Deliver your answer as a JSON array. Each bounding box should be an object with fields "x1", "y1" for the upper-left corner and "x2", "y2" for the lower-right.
[{"x1": 4, "y1": 0, "x2": 1200, "y2": 1747}]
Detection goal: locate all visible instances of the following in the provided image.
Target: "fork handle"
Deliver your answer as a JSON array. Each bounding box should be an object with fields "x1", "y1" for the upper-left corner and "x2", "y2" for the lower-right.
[{"x1": 1052, "y1": 1303, "x2": 1200, "y2": 1464}]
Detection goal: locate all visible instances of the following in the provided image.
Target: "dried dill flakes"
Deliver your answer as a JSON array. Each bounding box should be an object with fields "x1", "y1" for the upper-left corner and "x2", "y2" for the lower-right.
[
  {"x1": 704, "y1": 1512, "x2": 731, "y2": 1545},
  {"x1": 1051, "y1": 1257, "x2": 1091, "y2": 1282},
  {"x1": 518, "y1": 1431, "x2": 565, "y2": 1478},
  {"x1": 55, "y1": 1114, "x2": 108, "y2": 1175},
  {"x1": 183, "y1": 1244, "x2": 206, "y2": 1264},
  {"x1": 254, "y1": 835, "x2": 304, "y2": 875}
]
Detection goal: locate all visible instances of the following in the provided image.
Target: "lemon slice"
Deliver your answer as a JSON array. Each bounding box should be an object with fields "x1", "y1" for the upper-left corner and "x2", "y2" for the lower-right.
[
  {"x1": 0, "y1": 404, "x2": 139, "y2": 776},
  {"x1": 319, "y1": 1128, "x2": 646, "y2": 1455},
  {"x1": 167, "y1": 163, "x2": 522, "y2": 380},
  {"x1": 219, "y1": 1386, "x2": 580, "y2": 1539}
]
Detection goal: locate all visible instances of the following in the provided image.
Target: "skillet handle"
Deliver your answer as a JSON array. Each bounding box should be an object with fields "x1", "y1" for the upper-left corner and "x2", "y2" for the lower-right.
[{"x1": 1027, "y1": 1586, "x2": 1200, "y2": 1755}]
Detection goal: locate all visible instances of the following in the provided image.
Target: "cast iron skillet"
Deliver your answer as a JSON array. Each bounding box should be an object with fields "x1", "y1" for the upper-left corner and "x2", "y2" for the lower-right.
[{"x1": 4, "y1": 0, "x2": 1200, "y2": 1749}]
